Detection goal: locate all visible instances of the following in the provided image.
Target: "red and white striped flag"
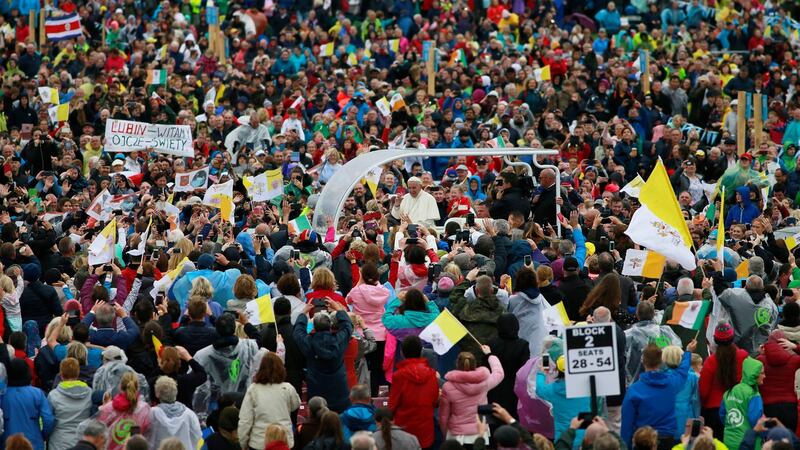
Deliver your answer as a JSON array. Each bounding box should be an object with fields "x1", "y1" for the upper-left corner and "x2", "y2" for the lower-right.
[{"x1": 45, "y1": 13, "x2": 83, "y2": 41}]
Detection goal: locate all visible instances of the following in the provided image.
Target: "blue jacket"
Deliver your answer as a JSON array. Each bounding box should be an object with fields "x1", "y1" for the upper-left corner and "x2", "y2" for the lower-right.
[
  {"x1": 340, "y1": 403, "x2": 377, "y2": 440},
  {"x1": 80, "y1": 314, "x2": 140, "y2": 350},
  {"x1": 621, "y1": 351, "x2": 691, "y2": 448},
  {"x1": 673, "y1": 371, "x2": 701, "y2": 438},
  {"x1": 725, "y1": 186, "x2": 760, "y2": 228},
  {"x1": 466, "y1": 175, "x2": 486, "y2": 202},
  {"x1": 535, "y1": 373, "x2": 591, "y2": 441},
  {"x1": 1, "y1": 385, "x2": 55, "y2": 450}
]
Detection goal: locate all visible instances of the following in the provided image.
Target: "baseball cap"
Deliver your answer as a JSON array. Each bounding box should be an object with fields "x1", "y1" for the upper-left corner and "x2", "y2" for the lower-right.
[{"x1": 456, "y1": 164, "x2": 469, "y2": 171}]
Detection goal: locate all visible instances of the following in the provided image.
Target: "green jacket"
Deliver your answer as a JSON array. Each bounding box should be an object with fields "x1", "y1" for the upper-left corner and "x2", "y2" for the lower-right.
[
  {"x1": 721, "y1": 357, "x2": 764, "y2": 450},
  {"x1": 449, "y1": 281, "x2": 505, "y2": 360}
]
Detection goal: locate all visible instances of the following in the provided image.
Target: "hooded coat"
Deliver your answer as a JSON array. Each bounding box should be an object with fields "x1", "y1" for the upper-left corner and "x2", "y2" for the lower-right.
[
  {"x1": 92, "y1": 360, "x2": 150, "y2": 405},
  {"x1": 148, "y1": 402, "x2": 203, "y2": 450},
  {"x1": 1, "y1": 360, "x2": 55, "y2": 450},
  {"x1": 20, "y1": 265, "x2": 63, "y2": 335},
  {"x1": 466, "y1": 175, "x2": 486, "y2": 201},
  {"x1": 621, "y1": 351, "x2": 692, "y2": 448},
  {"x1": 346, "y1": 283, "x2": 390, "y2": 341},
  {"x1": 487, "y1": 314, "x2": 530, "y2": 417},
  {"x1": 439, "y1": 355, "x2": 504, "y2": 437},
  {"x1": 720, "y1": 357, "x2": 764, "y2": 450},
  {"x1": 450, "y1": 281, "x2": 505, "y2": 360},
  {"x1": 193, "y1": 337, "x2": 267, "y2": 394},
  {"x1": 96, "y1": 393, "x2": 152, "y2": 450},
  {"x1": 718, "y1": 287, "x2": 778, "y2": 355},
  {"x1": 47, "y1": 380, "x2": 93, "y2": 450},
  {"x1": 757, "y1": 334, "x2": 800, "y2": 406},
  {"x1": 536, "y1": 372, "x2": 592, "y2": 441},
  {"x1": 504, "y1": 287, "x2": 547, "y2": 356},
  {"x1": 388, "y1": 357, "x2": 439, "y2": 447},
  {"x1": 340, "y1": 403, "x2": 377, "y2": 440},
  {"x1": 623, "y1": 320, "x2": 682, "y2": 384},
  {"x1": 293, "y1": 310, "x2": 353, "y2": 412},
  {"x1": 726, "y1": 186, "x2": 761, "y2": 228}
]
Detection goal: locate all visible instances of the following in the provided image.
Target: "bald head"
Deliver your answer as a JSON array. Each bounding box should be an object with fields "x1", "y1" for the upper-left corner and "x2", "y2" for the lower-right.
[
  {"x1": 746, "y1": 275, "x2": 763, "y2": 291},
  {"x1": 593, "y1": 306, "x2": 611, "y2": 323}
]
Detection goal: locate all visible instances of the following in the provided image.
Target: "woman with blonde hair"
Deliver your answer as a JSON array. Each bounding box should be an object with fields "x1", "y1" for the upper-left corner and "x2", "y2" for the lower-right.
[
  {"x1": 188, "y1": 277, "x2": 222, "y2": 317},
  {"x1": 97, "y1": 372, "x2": 152, "y2": 450},
  {"x1": 168, "y1": 238, "x2": 195, "y2": 272},
  {"x1": 305, "y1": 266, "x2": 346, "y2": 308},
  {"x1": 663, "y1": 346, "x2": 700, "y2": 439},
  {"x1": 264, "y1": 424, "x2": 291, "y2": 450},
  {"x1": 0, "y1": 266, "x2": 24, "y2": 331}
]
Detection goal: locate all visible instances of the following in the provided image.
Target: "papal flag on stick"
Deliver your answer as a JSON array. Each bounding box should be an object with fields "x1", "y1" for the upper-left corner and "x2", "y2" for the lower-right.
[
  {"x1": 624, "y1": 159, "x2": 696, "y2": 270},
  {"x1": 419, "y1": 309, "x2": 469, "y2": 355},
  {"x1": 621, "y1": 249, "x2": 666, "y2": 279}
]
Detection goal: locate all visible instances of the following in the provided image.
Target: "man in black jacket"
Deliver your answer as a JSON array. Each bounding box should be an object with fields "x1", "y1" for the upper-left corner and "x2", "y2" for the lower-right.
[
  {"x1": 20, "y1": 262, "x2": 63, "y2": 337},
  {"x1": 174, "y1": 298, "x2": 218, "y2": 356},
  {"x1": 530, "y1": 168, "x2": 572, "y2": 227},
  {"x1": 489, "y1": 172, "x2": 530, "y2": 219},
  {"x1": 558, "y1": 257, "x2": 594, "y2": 321}
]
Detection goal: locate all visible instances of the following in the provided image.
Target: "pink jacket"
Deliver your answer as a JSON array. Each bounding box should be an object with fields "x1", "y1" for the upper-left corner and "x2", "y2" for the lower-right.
[
  {"x1": 97, "y1": 394, "x2": 152, "y2": 450},
  {"x1": 439, "y1": 355, "x2": 504, "y2": 436},
  {"x1": 346, "y1": 283, "x2": 390, "y2": 341}
]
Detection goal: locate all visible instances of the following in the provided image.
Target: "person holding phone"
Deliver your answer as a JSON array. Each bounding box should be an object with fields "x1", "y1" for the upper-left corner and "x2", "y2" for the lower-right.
[{"x1": 535, "y1": 349, "x2": 592, "y2": 441}]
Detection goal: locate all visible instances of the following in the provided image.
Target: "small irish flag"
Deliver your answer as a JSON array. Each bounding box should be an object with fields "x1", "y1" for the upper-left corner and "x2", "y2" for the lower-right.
[
  {"x1": 288, "y1": 214, "x2": 312, "y2": 235},
  {"x1": 487, "y1": 135, "x2": 505, "y2": 148},
  {"x1": 667, "y1": 300, "x2": 710, "y2": 330},
  {"x1": 418, "y1": 309, "x2": 468, "y2": 355},
  {"x1": 448, "y1": 48, "x2": 467, "y2": 67},
  {"x1": 319, "y1": 42, "x2": 334, "y2": 57},
  {"x1": 147, "y1": 69, "x2": 168, "y2": 85}
]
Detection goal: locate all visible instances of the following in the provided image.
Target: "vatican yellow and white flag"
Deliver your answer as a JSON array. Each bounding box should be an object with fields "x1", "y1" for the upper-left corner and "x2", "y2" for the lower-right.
[{"x1": 625, "y1": 159, "x2": 696, "y2": 270}]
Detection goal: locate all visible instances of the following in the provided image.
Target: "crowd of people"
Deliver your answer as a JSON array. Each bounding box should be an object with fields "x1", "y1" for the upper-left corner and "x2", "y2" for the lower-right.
[{"x1": 0, "y1": 1, "x2": 799, "y2": 450}]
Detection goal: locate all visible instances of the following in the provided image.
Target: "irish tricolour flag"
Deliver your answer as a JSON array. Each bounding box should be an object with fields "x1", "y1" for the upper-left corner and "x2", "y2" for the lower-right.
[
  {"x1": 45, "y1": 13, "x2": 83, "y2": 41},
  {"x1": 667, "y1": 301, "x2": 710, "y2": 330},
  {"x1": 147, "y1": 69, "x2": 168, "y2": 85}
]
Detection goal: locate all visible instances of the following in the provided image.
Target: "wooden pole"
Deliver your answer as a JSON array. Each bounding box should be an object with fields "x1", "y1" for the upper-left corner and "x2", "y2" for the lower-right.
[
  {"x1": 641, "y1": 51, "x2": 650, "y2": 95},
  {"x1": 27, "y1": 10, "x2": 35, "y2": 43},
  {"x1": 753, "y1": 94, "x2": 763, "y2": 151},
  {"x1": 736, "y1": 90, "x2": 746, "y2": 156},
  {"x1": 38, "y1": 7, "x2": 45, "y2": 47},
  {"x1": 426, "y1": 42, "x2": 435, "y2": 97}
]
